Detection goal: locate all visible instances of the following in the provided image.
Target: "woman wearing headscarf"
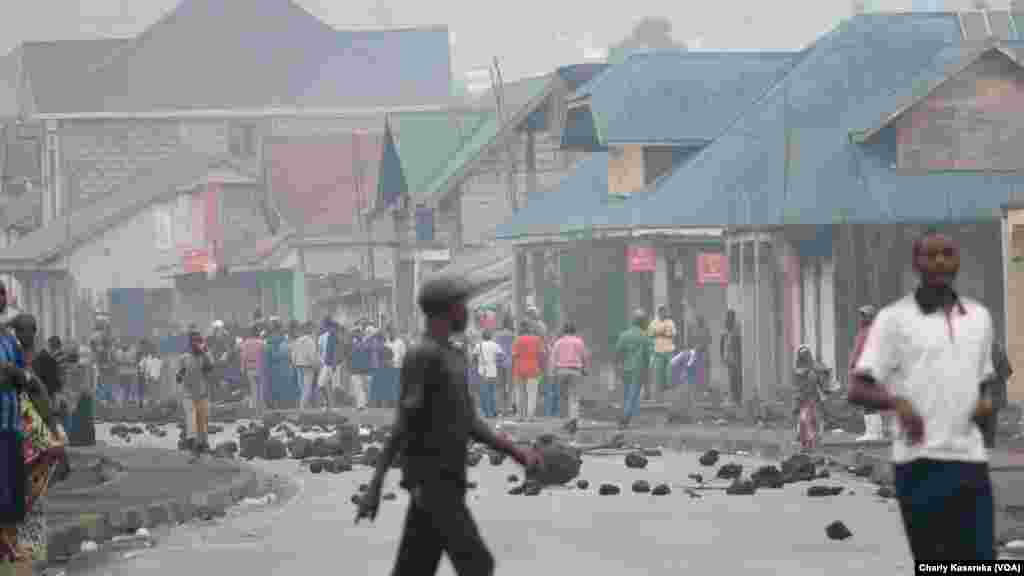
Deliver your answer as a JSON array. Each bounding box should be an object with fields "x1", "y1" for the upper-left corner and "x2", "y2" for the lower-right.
[
  {"x1": 265, "y1": 318, "x2": 294, "y2": 409},
  {"x1": 794, "y1": 344, "x2": 831, "y2": 451},
  {"x1": 0, "y1": 314, "x2": 67, "y2": 576}
]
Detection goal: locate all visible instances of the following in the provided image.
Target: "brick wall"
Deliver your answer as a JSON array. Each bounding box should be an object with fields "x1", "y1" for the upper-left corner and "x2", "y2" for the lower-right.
[{"x1": 897, "y1": 50, "x2": 1024, "y2": 171}]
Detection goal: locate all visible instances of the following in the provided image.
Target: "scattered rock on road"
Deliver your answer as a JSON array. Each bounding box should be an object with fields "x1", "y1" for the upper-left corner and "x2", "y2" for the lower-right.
[
  {"x1": 507, "y1": 474, "x2": 519, "y2": 483},
  {"x1": 807, "y1": 485, "x2": 844, "y2": 497},
  {"x1": 489, "y1": 451, "x2": 505, "y2": 466},
  {"x1": 625, "y1": 452, "x2": 648, "y2": 469},
  {"x1": 213, "y1": 441, "x2": 237, "y2": 459},
  {"x1": 781, "y1": 454, "x2": 815, "y2": 482},
  {"x1": 875, "y1": 486, "x2": 895, "y2": 499},
  {"x1": 467, "y1": 452, "x2": 483, "y2": 467},
  {"x1": 529, "y1": 437, "x2": 582, "y2": 486},
  {"x1": 330, "y1": 458, "x2": 352, "y2": 473},
  {"x1": 288, "y1": 437, "x2": 312, "y2": 459},
  {"x1": 310, "y1": 462, "x2": 324, "y2": 474},
  {"x1": 825, "y1": 520, "x2": 853, "y2": 541},
  {"x1": 264, "y1": 438, "x2": 287, "y2": 460},
  {"x1": 688, "y1": 473, "x2": 703, "y2": 484},
  {"x1": 576, "y1": 479, "x2": 589, "y2": 490},
  {"x1": 523, "y1": 482, "x2": 542, "y2": 496},
  {"x1": 751, "y1": 465, "x2": 784, "y2": 489},
  {"x1": 698, "y1": 450, "x2": 720, "y2": 466},
  {"x1": 651, "y1": 483, "x2": 671, "y2": 496},
  {"x1": 631, "y1": 480, "x2": 651, "y2": 493},
  {"x1": 725, "y1": 479, "x2": 757, "y2": 496},
  {"x1": 598, "y1": 483, "x2": 621, "y2": 496},
  {"x1": 716, "y1": 463, "x2": 743, "y2": 480}
]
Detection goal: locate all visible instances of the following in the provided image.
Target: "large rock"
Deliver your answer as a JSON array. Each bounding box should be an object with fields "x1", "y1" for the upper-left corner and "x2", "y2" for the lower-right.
[
  {"x1": 334, "y1": 424, "x2": 363, "y2": 455},
  {"x1": 631, "y1": 480, "x2": 651, "y2": 493},
  {"x1": 725, "y1": 479, "x2": 757, "y2": 495},
  {"x1": 239, "y1": 428, "x2": 269, "y2": 460},
  {"x1": 526, "y1": 436, "x2": 582, "y2": 486},
  {"x1": 651, "y1": 483, "x2": 671, "y2": 496},
  {"x1": 598, "y1": 483, "x2": 620, "y2": 496},
  {"x1": 264, "y1": 438, "x2": 287, "y2": 460},
  {"x1": 825, "y1": 521, "x2": 853, "y2": 540},
  {"x1": 288, "y1": 437, "x2": 313, "y2": 459},
  {"x1": 698, "y1": 450, "x2": 719, "y2": 466},
  {"x1": 716, "y1": 463, "x2": 743, "y2": 480},
  {"x1": 751, "y1": 465, "x2": 784, "y2": 489},
  {"x1": 624, "y1": 451, "x2": 648, "y2": 469},
  {"x1": 781, "y1": 454, "x2": 815, "y2": 483},
  {"x1": 807, "y1": 485, "x2": 844, "y2": 497},
  {"x1": 213, "y1": 441, "x2": 238, "y2": 459}
]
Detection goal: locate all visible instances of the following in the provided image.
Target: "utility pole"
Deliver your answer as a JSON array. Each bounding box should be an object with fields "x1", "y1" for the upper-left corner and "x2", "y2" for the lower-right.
[{"x1": 354, "y1": 132, "x2": 375, "y2": 320}]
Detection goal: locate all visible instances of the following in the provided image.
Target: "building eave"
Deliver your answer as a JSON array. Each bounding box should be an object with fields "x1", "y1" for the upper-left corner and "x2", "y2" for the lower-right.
[{"x1": 33, "y1": 104, "x2": 455, "y2": 121}]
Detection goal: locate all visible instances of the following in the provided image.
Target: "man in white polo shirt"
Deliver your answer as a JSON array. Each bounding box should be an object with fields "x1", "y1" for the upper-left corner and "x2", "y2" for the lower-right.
[{"x1": 850, "y1": 230, "x2": 996, "y2": 562}]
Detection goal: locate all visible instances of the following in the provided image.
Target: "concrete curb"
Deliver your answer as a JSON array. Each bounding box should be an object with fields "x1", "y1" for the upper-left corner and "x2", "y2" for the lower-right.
[{"x1": 46, "y1": 460, "x2": 266, "y2": 564}]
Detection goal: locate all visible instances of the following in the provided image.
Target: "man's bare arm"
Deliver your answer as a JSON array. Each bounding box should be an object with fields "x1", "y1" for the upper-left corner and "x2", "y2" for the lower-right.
[
  {"x1": 368, "y1": 403, "x2": 410, "y2": 490},
  {"x1": 470, "y1": 416, "x2": 519, "y2": 456},
  {"x1": 847, "y1": 373, "x2": 900, "y2": 412}
]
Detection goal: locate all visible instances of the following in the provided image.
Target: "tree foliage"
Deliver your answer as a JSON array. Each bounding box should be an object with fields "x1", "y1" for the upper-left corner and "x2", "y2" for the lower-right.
[{"x1": 607, "y1": 17, "x2": 686, "y2": 65}]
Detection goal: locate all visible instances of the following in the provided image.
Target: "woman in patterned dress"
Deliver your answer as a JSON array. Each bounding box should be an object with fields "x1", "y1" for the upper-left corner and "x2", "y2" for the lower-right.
[{"x1": 0, "y1": 314, "x2": 67, "y2": 576}]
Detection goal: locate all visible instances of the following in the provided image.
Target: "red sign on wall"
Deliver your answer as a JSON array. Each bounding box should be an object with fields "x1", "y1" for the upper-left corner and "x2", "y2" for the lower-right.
[
  {"x1": 697, "y1": 252, "x2": 729, "y2": 285},
  {"x1": 627, "y1": 246, "x2": 657, "y2": 272}
]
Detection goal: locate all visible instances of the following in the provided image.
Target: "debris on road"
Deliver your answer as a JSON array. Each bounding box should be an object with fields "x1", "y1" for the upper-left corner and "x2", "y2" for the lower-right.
[
  {"x1": 625, "y1": 451, "x2": 648, "y2": 469},
  {"x1": 825, "y1": 520, "x2": 853, "y2": 540},
  {"x1": 576, "y1": 479, "x2": 589, "y2": 490},
  {"x1": 751, "y1": 465, "x2": 784, "y2": 488},
  {"x1": 651, "y1": 483, "x2": 671, "y2": 496},
  {"x1": 807, "y1": 485, "x2": 844, "y2": 497},
  {"x1": 598, "y1": 483, "x2": 621, "y2": 495},
  {"x1": 631, "y1": 479, "x2": 651, "y2": 493},
  {"x1": 698, "y1": 450, "x2": 720, "y2": 466},
  {"x1": 725, "y1": 479, "x2": 757, "y2": 495},
  {"x1": 716, "y1": 463, "x2": 743, "y2": 480}
]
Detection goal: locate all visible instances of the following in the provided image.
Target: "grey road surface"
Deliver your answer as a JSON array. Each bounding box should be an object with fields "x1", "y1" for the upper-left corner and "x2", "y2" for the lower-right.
[{"x1": 70, "y1": 422, "x2": 913, "y2": 575}]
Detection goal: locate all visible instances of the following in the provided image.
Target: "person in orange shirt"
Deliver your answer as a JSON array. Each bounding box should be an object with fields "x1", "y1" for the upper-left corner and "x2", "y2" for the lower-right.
[{"x1": 512, "y1": 323, "x2": 544, "y2": 422}]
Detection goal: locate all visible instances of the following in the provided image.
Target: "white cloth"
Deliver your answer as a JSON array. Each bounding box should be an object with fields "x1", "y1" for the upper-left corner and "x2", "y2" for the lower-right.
[
  {"x1": 181, "y1": 396, "x2": 196, "y2": 440},
  {"x1": 291, "y1": 335, "x2": 319, "y2": 368},
  {"x1": 853, "y1": 293, "x2": 994, "y2": 464},
  {"x1": 298, "y1": 366, "x2": 317, "y2": 409},
  {"x1": 474, "y1": 340, "x2": 502, "y2": 379},
  {"x1": 387, "y1": 338, "x2": 407, "y2": 368},
  {"x1": 350, "y1": 373, "x2": 369, "y2": 409}
]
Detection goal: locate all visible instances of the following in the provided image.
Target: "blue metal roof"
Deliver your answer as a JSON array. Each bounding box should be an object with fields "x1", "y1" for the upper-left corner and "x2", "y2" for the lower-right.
[
  {"x1": 494, "y1": 153, "x2": 612, "y2": 239},
  {"x1": 581, "y1": 51, "x2": 798, "y2": 144},
  {"x1": 605, "y1": 12, "x2": 1021, "y2": 228}
]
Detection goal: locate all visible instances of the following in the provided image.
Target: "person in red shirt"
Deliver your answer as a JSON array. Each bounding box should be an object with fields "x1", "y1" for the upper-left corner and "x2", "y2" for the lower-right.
[{"x1": 512, "y1": 324, "x2": 544, "y2": 422}]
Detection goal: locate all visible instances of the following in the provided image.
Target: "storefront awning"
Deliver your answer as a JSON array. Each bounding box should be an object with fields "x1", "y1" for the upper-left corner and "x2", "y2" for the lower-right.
[{"x1": 469, "y1": 281, "x2": 512, "y2": 311}]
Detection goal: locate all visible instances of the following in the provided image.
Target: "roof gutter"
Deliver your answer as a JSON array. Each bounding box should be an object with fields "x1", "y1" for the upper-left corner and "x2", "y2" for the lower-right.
[
  {"x1": 496, "y1": 226, "x2": 726, "y2": 245},
  {"x1": 33, "y1": 104, "x2": 454, "y2": 122}
]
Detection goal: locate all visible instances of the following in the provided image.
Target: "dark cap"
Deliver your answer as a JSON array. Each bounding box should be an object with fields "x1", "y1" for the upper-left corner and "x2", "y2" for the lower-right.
[{"x1": 417, "y1": 276, "x2": 473, "y2": 316}]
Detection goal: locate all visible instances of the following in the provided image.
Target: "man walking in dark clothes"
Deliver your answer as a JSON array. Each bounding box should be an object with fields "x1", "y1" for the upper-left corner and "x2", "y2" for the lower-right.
[
  {"x1": 850, "y1": 231, "x2": 997, "y2": 561},
  {"x1": 721, "y1": 310, "x2": 742, "y2": 406},
  {"x1": 355, "y1": 276, "x2": 543, "y2": 575}
]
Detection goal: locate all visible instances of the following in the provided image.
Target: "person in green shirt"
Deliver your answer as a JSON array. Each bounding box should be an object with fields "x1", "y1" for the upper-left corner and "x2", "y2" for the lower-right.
[{"x1": 616, "y1": 309, "x2": 653, "y2": 430}]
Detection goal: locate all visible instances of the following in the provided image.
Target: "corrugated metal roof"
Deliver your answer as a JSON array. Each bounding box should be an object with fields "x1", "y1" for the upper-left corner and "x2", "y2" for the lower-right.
[
  {"x1": 0, "y1": 154, "x2": 253, "y2": 264},
  {"x1": 388, "y1": 110, "x2": 494, "y2": 199},
  {"x1": 19, "y1": 39, "x2": 133, "y2": 114},
  {"x1": 494, "y1": 152, "x2": 611, "y2": 238},
  {"x1": 36, "y1": 0, "x2": 451, "y2": 114},
  {"x1": 265, "y1": 133, "x2": 383, "y2": 231},
  {"x1": 582, "y1": 50, "x2": 798, "y2": 144},
  {"x1": 387, "y1": 74, "x2": 554, "y2": 202},
  {"x1": 605, "y1": 12, "x2": 1011, "y2": 229}
]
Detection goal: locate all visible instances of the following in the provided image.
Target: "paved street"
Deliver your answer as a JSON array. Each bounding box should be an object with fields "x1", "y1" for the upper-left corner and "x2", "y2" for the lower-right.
[{"x1": 68, "y1": 422, "x2": 913, "y2": 575}]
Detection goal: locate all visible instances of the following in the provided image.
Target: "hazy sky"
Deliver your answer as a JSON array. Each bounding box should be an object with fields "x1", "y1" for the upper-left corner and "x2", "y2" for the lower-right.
[{"x1": 0, "y1": 0, "x2": 939, "y2": 81}]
